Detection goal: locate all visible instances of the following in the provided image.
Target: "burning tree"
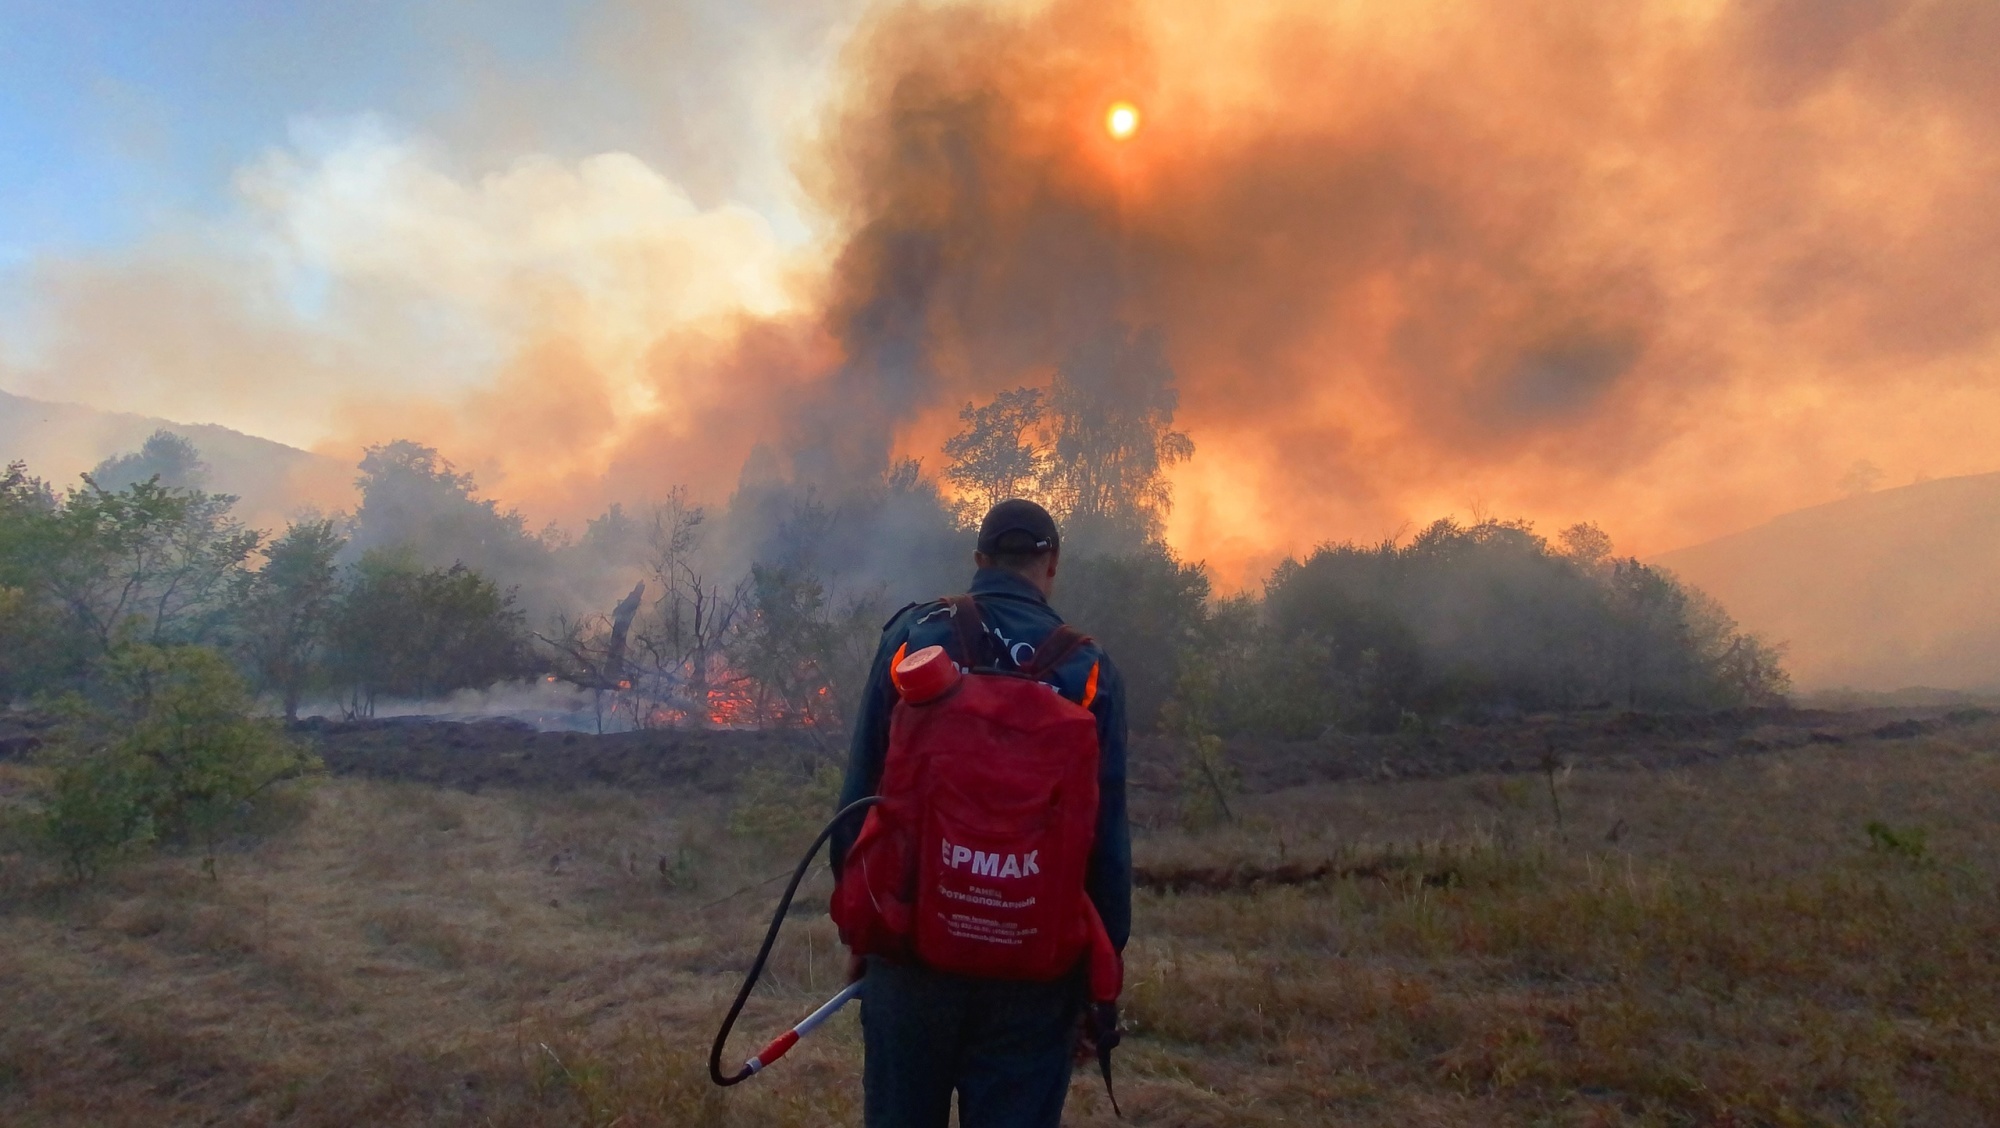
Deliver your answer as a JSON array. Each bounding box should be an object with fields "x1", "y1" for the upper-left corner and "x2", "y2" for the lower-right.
[
  {"x1": 534, "y1": 487, "x2": 760, "y2": 729},
  {"x1": 537, "y1": 581, "x2": 647, "y2": 732},
  {"x1": 634, "y1": 487, "x2": 749, "y2": 726}
]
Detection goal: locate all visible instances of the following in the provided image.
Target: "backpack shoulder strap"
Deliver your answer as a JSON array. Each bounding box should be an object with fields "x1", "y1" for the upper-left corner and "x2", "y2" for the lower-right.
[
  {"x1": 1024, "y1": 624, "x2": 1091, "y2": 678},
  {"x1": 942, "y1": 594, "x2": 990, "y2": 669}
]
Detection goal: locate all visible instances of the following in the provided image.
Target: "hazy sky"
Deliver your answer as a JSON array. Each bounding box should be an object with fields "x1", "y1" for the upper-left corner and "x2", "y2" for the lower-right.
[
  {"x1": 0, "y1": 0, "x2": 857, "y2": 475},
  {"x1": 2, "y1": 0, "x2": 1997, "y2": 584},
  {"x1": 0, "y1": 1, "x2": 851, "y2": 260}
]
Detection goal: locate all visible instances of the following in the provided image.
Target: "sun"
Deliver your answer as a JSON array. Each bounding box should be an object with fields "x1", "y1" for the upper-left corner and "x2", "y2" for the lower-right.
[{"x1": 1105, "y1": 101, "x2": 1140, "y2": 140}]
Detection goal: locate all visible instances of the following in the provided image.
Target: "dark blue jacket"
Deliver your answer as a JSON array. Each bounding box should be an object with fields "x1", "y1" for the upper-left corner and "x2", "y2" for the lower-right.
[{"x1": 832, "y1": 567, "x2": 1132, "y2": 950}]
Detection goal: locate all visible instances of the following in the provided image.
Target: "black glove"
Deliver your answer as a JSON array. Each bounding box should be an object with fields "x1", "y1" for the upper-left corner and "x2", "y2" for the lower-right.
[
  {"x1": 1074, "y1": 1000, "x2": 1120, "y2": 1062},
  {"x1": 1086, "y1": 1002, "x2": 1121, "y2": 1053},
  {"x1": 1083, "y1": 1002, "x2": 1123, "y2": 1117}
]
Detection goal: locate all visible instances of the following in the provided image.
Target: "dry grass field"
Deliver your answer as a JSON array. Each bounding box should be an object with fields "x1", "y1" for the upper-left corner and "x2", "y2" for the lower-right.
[{"x1": 3, "y1": 713, "x2": 1999, "y2": 1126}]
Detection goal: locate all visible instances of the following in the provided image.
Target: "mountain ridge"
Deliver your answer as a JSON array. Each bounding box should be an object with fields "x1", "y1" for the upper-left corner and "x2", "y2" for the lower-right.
[
  {"x1": 1654, "y1": 471, "x2": 2000, "y2": 691},
  {"x1": 0, "y1": 389, "x2": 350, "y2": 526}
]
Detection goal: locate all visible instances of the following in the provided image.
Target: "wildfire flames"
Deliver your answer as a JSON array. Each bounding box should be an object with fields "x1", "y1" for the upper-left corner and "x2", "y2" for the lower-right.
[{"x1": 628, "y1": 678, "x2": 830, "y2": 731}]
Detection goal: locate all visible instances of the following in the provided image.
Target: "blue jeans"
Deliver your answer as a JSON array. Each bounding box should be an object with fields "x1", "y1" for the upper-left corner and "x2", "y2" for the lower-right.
[{"x1": 861, "y1": 956, "x2": 1081, "y2": 1128}]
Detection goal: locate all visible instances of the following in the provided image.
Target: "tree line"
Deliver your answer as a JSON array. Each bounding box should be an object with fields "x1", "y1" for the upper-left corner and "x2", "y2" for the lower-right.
[
  {"x1": 0, "y1": 441, "x2": 529, "y2": 720},
  {"x1": 0, "y1": 334, "x2": 1789, "y2": 880},
  {"x1": 934, "y1": 338, "x2": 1790, "y2": 736},
  {"x1": 1, "y1": 337, "x2": 1787, "y2": 743}
]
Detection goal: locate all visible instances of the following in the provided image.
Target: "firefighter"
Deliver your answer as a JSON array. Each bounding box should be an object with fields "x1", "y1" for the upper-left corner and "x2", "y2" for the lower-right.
[{"x1": 831, "y1": 498, "x2": 1132, "y2": 1127}]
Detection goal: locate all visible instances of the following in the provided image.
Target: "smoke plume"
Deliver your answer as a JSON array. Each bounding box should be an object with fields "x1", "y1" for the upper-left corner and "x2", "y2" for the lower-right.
[{"x1": 4, "y1": 0, "x2": 1999, "y2": 589}]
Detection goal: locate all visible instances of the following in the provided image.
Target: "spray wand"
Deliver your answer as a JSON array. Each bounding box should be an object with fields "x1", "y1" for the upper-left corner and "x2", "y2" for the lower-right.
[
  {"x1": 730, "y1": 978, "x2": 864, "y2": 1078},
  {"x1": 710, "y1": 796, "x2": 880, "y2": 1087}
]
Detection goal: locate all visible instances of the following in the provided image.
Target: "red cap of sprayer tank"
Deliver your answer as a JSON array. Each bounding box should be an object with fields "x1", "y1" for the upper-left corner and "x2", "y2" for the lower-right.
[{"x1": 894, "y1": 645, "x2": 960, "y2": 704}]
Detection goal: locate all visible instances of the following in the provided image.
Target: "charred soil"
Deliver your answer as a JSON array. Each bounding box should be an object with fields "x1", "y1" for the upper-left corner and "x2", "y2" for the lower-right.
[
  {"x1": 265, "y1": 704, "x2": 1995, "y2": 799},
  {"x1": 289, "y1": 715, "x2": 828, "y2": 793}
]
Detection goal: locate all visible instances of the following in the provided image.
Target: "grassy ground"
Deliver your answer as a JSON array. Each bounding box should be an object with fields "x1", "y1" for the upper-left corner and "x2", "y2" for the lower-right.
[{"x1": 2, "y1": 718, "x2": 1998, "y2": 1126}]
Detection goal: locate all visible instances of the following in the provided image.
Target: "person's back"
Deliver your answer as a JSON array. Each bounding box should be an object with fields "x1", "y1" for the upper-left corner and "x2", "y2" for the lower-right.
[{"x1": 831, "y1": 499, "x2": 1130, "y2": 1128}]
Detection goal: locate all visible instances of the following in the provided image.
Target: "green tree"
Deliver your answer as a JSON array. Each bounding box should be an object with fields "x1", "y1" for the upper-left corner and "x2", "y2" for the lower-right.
[
  {"x1": 1605, "y1": 559, "x2": 1703, "y2": 710},
  {"x1": 1255, "y1": 541, "x2": 1424, "y2": 733},
  {"x1": 1205, "y1": 593, "x2": 1335, "y2": 740},
  {"x1": 1223, "y1": 518, "x2": 1791, "y2": 735},
  {"x1": 0, "y1": 585, "x2": 67, "y2": 702},
  {"x1": 0, "y1": 462, "x2": 261, "y2": 700},
  {"x1": 348, "y1": 440, "x2": 553, "y2": 609},
  {"x1": 328, "y1": 552, "x2": 529, "y2": 714},
  {"x1": 90, "y1": 430, "x2": 210, "y2": 493},
  {"x1": 1556, "y1": 522, "x2": 1614, "y2": 570},
  {"x1": 0, "y1": 464, "x2": 83, "y2": 696},
  {"x1": 1682, "y1": 586, "x2": 1792, "y2": 706},
  {"x1": 34, "y1": 739, "x2": 155, "y2": 882},
  {"x1": 237, "y1": 519, "x2": 347, "y2": 720},
  {"x1": 941, "y1": 326, "x2": 1194, "y2": 550},
  {"x1": 0, "y1": 460, "x2": 56, "y2": 517},
  {"x1": 27, "y1": 477, "x2": 260, "y2": 657}
]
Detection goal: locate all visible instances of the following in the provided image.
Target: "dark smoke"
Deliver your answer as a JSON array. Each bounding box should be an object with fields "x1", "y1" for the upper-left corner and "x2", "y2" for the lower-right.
[{"x1": 10, "y1": 0, "x2": 2000, "y2": 600}]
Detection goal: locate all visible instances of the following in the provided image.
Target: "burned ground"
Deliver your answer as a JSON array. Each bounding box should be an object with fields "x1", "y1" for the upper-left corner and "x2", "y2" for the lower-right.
[
  {"x1": 262, "y1": 703, "x2": 1994, "y2": 802},
  {"x1": 289, "y1": 716, "x2": 830, "y2": 794}
]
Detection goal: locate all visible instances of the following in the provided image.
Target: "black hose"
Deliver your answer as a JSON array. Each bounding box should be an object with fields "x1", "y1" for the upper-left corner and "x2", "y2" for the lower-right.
[{"x1": 709, "y1": 795, "x2": 882, "y2": 1086}]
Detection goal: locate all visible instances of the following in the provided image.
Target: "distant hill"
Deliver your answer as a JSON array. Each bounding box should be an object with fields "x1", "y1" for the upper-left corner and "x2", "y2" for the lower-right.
[
  {"x1": 0, "y1": 389, "x2": 350, "y2": 528},
  {"x1": 1655, "y1": 473, "x2": 2000, "y2": 691}
]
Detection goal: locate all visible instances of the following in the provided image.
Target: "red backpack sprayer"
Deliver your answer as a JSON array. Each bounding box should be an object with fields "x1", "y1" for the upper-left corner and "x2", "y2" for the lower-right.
[{"x1": 710, "y1": 598, "x2": 1124, "y2": 1112}]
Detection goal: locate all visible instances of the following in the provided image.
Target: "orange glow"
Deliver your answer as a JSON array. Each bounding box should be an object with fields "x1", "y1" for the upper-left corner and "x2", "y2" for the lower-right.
[
  {"x1": 31, "y1": 0, "x2": 2000, "y2": 632},
  {"x1": 1105, "y1": 101, "x2": 1140, "y2": 140}
]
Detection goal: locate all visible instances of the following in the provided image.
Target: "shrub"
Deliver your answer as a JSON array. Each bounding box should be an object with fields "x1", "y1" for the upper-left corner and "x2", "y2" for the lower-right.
[
  {"x1": 1219, "y1": 518, "x2": 1793, "y2": 735},
  {"x1": 1162, "y1": 648, "x2": 1241, "y2": 830},
  {"x1": 1057, "y1": 548, "x2": 1212, "y2": 730},
  {"x1": 33, "y1": 644, "x2": 322, "y2": 880},
  {"x1": 1864, "y1": 820, "x2": 1929, "y2": 863},
  {"x1": 33, "y1": 743, "x2": 155, "y2": 881}
]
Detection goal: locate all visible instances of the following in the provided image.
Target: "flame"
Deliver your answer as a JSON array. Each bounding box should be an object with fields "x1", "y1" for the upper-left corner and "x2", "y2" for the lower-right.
[{"x1": 625, "y1": 673, "x2": 830, "y2": 730}]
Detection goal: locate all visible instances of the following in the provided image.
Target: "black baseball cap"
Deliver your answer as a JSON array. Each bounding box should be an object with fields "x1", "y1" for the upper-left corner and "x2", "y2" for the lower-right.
[{"x1": 977, "y1": 498, "x2": 1060, "y2": 556}]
